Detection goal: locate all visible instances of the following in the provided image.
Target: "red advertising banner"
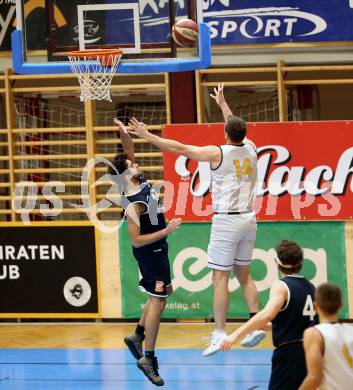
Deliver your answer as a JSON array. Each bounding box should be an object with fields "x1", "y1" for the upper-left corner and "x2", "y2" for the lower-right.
[{"x1": 163, "y1": 121, "x2": 353, "y2": 221}]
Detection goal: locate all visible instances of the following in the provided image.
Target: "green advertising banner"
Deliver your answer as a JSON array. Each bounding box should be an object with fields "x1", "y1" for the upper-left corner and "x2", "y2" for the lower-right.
[{"x1": 119, "y1": 221, "x2": 348, "y2": 318}]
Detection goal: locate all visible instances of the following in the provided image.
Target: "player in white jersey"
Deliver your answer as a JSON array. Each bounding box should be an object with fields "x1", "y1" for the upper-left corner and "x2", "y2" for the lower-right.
[
  {"x1": 204, "y1": 84, "x2": 265, "y2": 355},
  {"x1": 299, "y1": 283, "x2": 353, "y2": 390},
  {"x1": 128, "y1": 83, "x2": 265, "y2": 357}
]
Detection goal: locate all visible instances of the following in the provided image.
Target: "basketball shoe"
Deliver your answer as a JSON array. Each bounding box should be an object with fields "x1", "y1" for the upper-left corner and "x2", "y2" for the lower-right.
[
  {"x1": 202, "y1": 330, "x2": 227, "y2": 357},
  {"x1": 137, "y1": 356, "x2": 164, "y2": 386},
  {"x1": 240, "y1": 330, "x2": 266, "y2": 347},
  {"x1": 124, "y1": 333, "x2": 144, "y2": 359}
]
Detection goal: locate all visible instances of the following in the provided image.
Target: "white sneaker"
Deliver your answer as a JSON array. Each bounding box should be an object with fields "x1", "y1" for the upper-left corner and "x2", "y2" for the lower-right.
[
  {"x1": 202, "y1": 331, "x2": 227, "y2": 357},
  {"x1": 240, "y1": 330, "x2": 266, "y2": 347}
]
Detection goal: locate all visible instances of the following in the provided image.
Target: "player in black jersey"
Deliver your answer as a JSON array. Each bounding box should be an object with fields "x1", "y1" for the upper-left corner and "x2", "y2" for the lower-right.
[
  {"x1": 220, "y1": 240, "x2": 316, "y2": 390},
  {"x1": 110, "y1": 118, "x2": 181, "y2": 387}
]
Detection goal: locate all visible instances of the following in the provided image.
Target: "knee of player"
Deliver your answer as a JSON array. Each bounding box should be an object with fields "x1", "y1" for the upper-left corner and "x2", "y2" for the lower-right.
[
  {"x1": 212, "y1": 269, "x2": 230, "y2": 286},
  {"x1": 161, "y1": 298, "x2": 167, "y2": 310},
  {"x1": 234, "y1": 266, "x2": 251, "y2": 285},
  {"x1": 237, "y1": 273, "x2": 250, "y2": 286},
  {"x1": 159, "y1": 297, "x2": 167, "y2": 313},
  {"x1": 150, "y1": 296, "x2": 167, "y2": 311}
]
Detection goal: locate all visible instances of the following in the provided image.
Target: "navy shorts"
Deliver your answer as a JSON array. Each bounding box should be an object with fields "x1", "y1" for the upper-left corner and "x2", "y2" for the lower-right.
[
  {"x1": 133, "y1": 241, "x2": 171, "y2": 298},
  {"x1": 269, "y1": 342, "x2": 307, "y2": 390}
]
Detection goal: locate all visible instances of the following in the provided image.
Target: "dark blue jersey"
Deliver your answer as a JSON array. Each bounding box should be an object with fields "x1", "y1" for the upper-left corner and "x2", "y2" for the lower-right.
[
  {"x1": 272, "y1": 275, "x2": 316, "y2": 347},
  {"x1": 121, "y1": 182, "x2": 167, "y2": 253}
]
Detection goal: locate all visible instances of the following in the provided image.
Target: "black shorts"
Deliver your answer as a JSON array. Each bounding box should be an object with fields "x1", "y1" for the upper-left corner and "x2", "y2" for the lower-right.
[
  {"x1": 269, "y1": 342, "x2": 307, "y2": 390},
  {"x1": 133, "y1": 241, "x2": 171, "y2": 298}
]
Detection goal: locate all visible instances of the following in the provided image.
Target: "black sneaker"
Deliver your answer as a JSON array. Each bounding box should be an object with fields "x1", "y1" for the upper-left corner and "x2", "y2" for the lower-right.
[
  {"x1": 124, "y1": 333, "x2": 144, "y2": 360},
  {"x1": 137, "y1": 356, "x2": 164, "y2": 386}
]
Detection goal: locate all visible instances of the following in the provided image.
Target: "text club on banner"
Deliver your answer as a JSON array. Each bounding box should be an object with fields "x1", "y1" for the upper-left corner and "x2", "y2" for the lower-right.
[
  {"x1": 0, "y1": 224, "x2": 99, "y2": 317},
  {"x1": 163, "y1": 121, "x2": 353, "y2": 221},
  {"x1": 119, "y1": 221, "x2": 348, "y2": 319}
]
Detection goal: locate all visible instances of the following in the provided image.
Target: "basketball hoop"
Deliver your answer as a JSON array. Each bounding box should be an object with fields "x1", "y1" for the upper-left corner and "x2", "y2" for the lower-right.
[{"x1": 68, "y1": 49, "x2": 123, "y2": 102}]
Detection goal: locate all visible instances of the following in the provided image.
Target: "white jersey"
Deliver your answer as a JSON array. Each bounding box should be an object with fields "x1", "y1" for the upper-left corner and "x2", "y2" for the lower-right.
[
  {"x1": 210, "y1": 143, "x2": 257, "y2": 213},
  {"x1": 315, "y1": 323, "x2": 353, "y2": 390}
]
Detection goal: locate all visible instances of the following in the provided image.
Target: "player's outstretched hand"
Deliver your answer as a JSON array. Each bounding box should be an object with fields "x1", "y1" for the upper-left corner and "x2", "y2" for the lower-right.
[
  {"x1": 220, "y1": 336, "x2": 232, "y2": 352},
  {"x1": 165, "y1": 218, "x2": 182, "y2": 236},
  {"x1": 128, "y1": 117, "x2": 149, "y2": 138},
  {"x1": 113, "y1": 118, "x2": 128, "y2": 134},
  {"x1": 210, "y1": 83, "x2": 225, "y2": 106},
  {"x1": 220, "y1": 332, "x2": 238, "y2": 352}
]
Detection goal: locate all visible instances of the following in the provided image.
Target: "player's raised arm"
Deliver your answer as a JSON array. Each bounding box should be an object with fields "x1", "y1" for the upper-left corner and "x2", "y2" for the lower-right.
[
  {"x1": 127, "y1": 117, "x2": 221, "y2": 164},
  {"x1": 211, "y1": 84, "x2": 257, "y2": 152},
  {"x1": 210, "y1": 83, "x2": 233, "y2": 121},
  {"x1": 113, "y1": 118, "x2": 134, "y2": 161}
]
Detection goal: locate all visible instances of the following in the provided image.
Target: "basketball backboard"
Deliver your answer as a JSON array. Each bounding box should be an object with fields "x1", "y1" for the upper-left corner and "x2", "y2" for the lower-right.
[
  {"x1": 46, "y1": 0, "x2": 186, "y2": 59},
  {"x1": 12, "y1": 0, "x2": 210, "y2": 74}
]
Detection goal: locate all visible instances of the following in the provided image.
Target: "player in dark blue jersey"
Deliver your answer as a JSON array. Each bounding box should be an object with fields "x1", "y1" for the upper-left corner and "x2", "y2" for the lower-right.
[
  {"x1": 220, "y1": 240, "x2": 316, "y2": 390},
  {"x1": 110, "y1": 118, "x2": 181, "y2": 387}
]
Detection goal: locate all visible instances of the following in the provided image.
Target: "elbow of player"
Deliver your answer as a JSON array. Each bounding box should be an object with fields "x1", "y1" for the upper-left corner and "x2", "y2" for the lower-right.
[
  {"x1": 171, "y1": 146, "x2": 184, "y2": 156},
  {"x1": 306, "y1": 373, "x2": 323, "y2": 388},
  {"x1": 262, "y1": 311, "x2": 276, "y2": 324},
  {"x1": 169, "y1": 141, "x2": 186, "y2": 155},
  {"x1": 132, "y1": 238, "x2": 143, "y2": 248},
  {"x1": 175, "y1": 144, "x2": 187, "y2": 155},
  {"x1": 181, "y1": 148, "x2": 197, "y2": 160}
]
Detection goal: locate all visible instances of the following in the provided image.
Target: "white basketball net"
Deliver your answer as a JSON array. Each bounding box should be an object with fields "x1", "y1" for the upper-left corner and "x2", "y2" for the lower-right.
[{"x1": 68, "y1": 51, "x2": 122, "y2": 102}]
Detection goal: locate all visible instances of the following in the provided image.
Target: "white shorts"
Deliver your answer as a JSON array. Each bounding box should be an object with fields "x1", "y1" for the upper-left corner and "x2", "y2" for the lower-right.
[{"x1": 207, "y1": 212, "x2": 257, "y2": 271}]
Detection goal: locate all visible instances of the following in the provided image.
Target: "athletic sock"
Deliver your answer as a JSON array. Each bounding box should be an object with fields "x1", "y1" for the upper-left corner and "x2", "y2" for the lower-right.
[
  {"x1": 135, "y1": 324, "x2": 145, "y2": 337},
  {"x1": 145, "y1": 350, "x2": 155, "y2": 360},
  {"x1": 215, "y1": 329, "x2": 226, "y2": 336}
]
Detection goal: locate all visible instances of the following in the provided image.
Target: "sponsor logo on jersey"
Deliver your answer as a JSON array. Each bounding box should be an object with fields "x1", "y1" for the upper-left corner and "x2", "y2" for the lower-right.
[{"x1": 155, "y1": 280, "x2": 164, "y2": 293}]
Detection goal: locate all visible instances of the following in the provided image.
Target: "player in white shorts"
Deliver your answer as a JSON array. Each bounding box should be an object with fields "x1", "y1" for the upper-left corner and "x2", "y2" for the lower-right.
[
  {"x1": 203, "y1": 84, "x2": 265, "y2": 356},
  {"x1": 128, "y1": 83, "x2": 266, "y2": 357},
  {"x1": 299, "y1": 283, "x2": 353, "y2": 390}
]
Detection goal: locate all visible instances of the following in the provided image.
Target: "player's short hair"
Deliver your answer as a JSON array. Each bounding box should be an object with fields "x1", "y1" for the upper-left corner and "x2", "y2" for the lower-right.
[
  {"x1": 275, "y1": 240, "x2": 303, "y2": 274},
  {"x1": 315, "y1": 283, "x2": 342, "y2": 315},
  {"x1": 225, "y1": 115, "x2": 247, "y2": 142},
  {"x1": 108, "y1": 153, "x2": 129, "y2": 193},
  {"x1": 109, "y1": 153, "x2": 128, "y2": 175}
]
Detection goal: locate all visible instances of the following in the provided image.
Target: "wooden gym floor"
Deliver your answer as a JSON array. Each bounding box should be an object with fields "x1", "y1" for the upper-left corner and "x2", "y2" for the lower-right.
[{"x1": 0, "y1": 323, "x2": 273, "y2": 389}]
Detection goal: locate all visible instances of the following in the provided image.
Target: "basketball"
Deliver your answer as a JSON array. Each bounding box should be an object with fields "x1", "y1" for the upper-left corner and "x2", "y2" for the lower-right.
[{"x1": 172, "y1": 19, "x2": 199, "y2": 46}]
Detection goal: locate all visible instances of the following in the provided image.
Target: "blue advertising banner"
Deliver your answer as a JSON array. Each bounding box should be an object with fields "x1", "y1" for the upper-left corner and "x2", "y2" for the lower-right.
[
  {"x1": 2, "y1": 1, "x2": 353, "y2": 52},
  {"x1": 133, "y1": 0, "x2": 353, "y2": 46},
  {"x1": 202, "y1": 0, "x2": 353, "y2": 45}
]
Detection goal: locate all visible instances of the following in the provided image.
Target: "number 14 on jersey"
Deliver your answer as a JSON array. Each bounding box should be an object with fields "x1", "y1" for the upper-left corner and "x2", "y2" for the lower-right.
[{"x1": 233, "y1": 158, "x2": 253, "y2": 179}]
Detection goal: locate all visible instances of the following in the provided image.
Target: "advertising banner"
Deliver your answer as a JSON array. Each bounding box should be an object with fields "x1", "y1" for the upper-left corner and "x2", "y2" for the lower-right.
[
  {"x1": 2, "y1": 1, "x2": 353, "y2": 52},
  {"x1": 163, "y1": 121, "x2": 353, "y2": 221},
  {"x1": 119, "y1": 221, "x2": 348, "y2": 318},
  {"x1": 0, "y1": 224, "x2": 99, "y2": 317},
  {"x1": 203, "y1": 0, "x2": 353, "y2": 45}
]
